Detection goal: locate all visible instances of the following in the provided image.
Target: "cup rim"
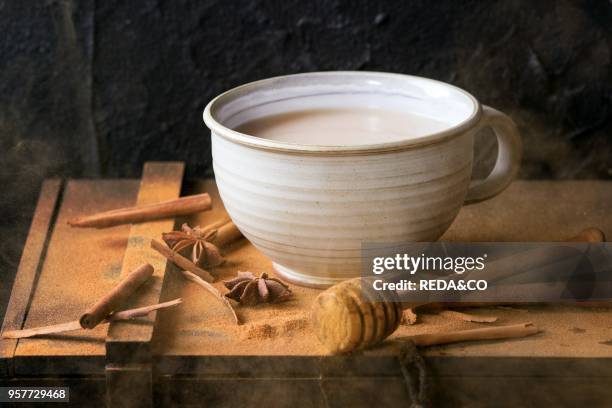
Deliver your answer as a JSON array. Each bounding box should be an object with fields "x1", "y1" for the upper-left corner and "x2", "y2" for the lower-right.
[{"x1": 203, "y1": 71, "x2": 482, "y2": 155}]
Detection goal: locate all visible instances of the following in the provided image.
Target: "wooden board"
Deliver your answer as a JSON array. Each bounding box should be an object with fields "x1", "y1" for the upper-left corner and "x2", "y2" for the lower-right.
[
  {"x1": 11, "y1": 179, "x2": 139, "y2": 376},
  {"x1": 103, "y1": 162, "x2": 185, "y2": 408},
  {"x1": 148, "y1": 180, "x2": 612, "y2": 406},
  {"x1": 7, "y1": 162, "x2": 186, "y2": 378},
  {"x1": 152, "y1": 181, "x2": 612, "y2": 372},
  {"x1": 444, "y1": 180, "x2": 612, "y2": 241},
  {"x1": 2, "y1": 178, "x2": 611, "y2": 406},
  {"x1": 106, "y1": 161, "x2": 184, "y2": 364},
  {"x1": 0, "y1": 180, "x2": 62, "y2": 377}
]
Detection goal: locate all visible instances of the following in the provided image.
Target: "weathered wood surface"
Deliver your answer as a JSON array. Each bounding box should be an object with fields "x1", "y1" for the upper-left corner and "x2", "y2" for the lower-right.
[
  {"x1": 105, "y1": 162, "x2": 184, "y2": 364},
  {"x1": 104, "y1": 162, "x2": 184, "y2": 408},
  {"x1": 444, "y1": 180, "x2": 612, "y2": 241},
  {"x1": 2, "y1": 180, "x2": 612, "y2": 395},
  {"x1": 106, "y1": 363, "x2": 153, "y2": 408},
  {"x1": 0, "y1": 180, "x2": 62, "y2": 377},
  {"x1": 152, "y1": 180, "x2": 612, "y2": 376},
  {"x1": 7, "y1": 162, "x2": 186, "y2": 379},
  {"x1": 11, "y1": 180, "x2": 139, "y2": 376}
]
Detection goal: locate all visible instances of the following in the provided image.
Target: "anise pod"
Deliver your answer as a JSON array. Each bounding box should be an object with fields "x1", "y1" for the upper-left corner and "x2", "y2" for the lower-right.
[
  {"x1": 223, "y1": 271, "x2": 291, "y2": 305},
  {"x1": 161, "y1": 223, "x2": 224, "y2": 268}
]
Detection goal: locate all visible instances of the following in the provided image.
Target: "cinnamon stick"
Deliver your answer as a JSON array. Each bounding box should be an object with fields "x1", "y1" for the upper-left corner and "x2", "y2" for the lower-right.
[
  {"x1": 109, "y1": 298, "x2": 182, "y2": 320},
  {"x1": 440, "y1": 310, "x2": 498, "y2": 323},
  {"x1": 2, "y1": 321, "x2": 83, "y2": 339},
  {"x1": 151, "y1": 239, "x2": 215, "y2": 282},
  {"x1": 68, "y1": 193, "x2": 212, "y2": 228},
  {"x1": 203, "y1": 218, "x2": 231, "y2": 232},
  {"x1": 405, "y1": 322, "x2": 539, "y2": 347},
  {"x1": 210, "y1": 221, "x2": 243, "y2": 247},
  {"x1": 1, "y1": 299, "x2": 182, "y2": 339},
  {"x1": 79, "y1": 263, "x2": 154, "y2": 329},
  {"x1": 181, "y1": 270, "x2": 240, "y2": 325}
]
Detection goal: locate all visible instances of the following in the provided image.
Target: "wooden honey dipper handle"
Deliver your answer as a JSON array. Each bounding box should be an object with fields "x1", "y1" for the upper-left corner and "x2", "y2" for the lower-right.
[{"x1": 311, "y1": 228, "x2": 606, "y2": 354}]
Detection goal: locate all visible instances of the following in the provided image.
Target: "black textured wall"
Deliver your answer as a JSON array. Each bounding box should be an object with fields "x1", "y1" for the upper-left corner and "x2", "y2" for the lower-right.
[{"x1": 0, "y1": 0, "x2": 611, "y2": 316}]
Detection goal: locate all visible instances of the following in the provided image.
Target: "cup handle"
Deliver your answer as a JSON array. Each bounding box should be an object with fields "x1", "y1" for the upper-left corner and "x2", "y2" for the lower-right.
[{"x1": 464, "y1": 105, "x2": 522, "y2": 204}]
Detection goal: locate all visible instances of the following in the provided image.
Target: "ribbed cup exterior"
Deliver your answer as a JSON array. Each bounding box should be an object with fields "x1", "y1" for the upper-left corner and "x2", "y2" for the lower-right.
[{"x1": 212, "y1": 131, "x2": 474, "y2": 287}]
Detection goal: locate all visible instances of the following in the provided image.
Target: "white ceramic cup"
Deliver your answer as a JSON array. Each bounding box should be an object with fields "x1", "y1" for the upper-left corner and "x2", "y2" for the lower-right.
[{"x1": 203, "y1": 72, "x2": 521, "y2": 287}]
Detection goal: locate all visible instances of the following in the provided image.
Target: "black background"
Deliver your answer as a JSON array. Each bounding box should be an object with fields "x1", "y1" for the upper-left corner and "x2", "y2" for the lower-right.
[{"x1": 0, "y1": 0, "x2": 611, "y2": 318}]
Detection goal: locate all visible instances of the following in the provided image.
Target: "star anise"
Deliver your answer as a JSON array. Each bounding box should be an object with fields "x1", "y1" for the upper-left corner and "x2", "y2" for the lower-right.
[
  {"x1": 223, "y1": 271, "x2": 292, "y2": 306},
  {"x1": 162, "y1": 223, "x2": 224, "y2": 268}
]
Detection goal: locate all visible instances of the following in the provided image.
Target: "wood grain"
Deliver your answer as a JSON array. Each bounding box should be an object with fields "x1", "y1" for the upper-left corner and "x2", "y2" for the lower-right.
[
  {"x1": 0, "y1": 180, "x2": 62, "y2": 377},
  {"x1": 3, "y1": 179, "x2": 612, "y2": 395},
  {"x1": 105, "y1": 162, "x2": 185, "y2": 364},
  {"x1": 13, "y1": 180, "x2": 139, "y2": 376},
  {"x1": 153, "y1": 180, "x2": 612, "y2": 362}
]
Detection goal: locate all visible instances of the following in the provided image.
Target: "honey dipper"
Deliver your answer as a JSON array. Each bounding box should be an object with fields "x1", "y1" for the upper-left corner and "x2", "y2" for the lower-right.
[{"x1": 311, "y1": 228, "x2": 606, "y2": 353}]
